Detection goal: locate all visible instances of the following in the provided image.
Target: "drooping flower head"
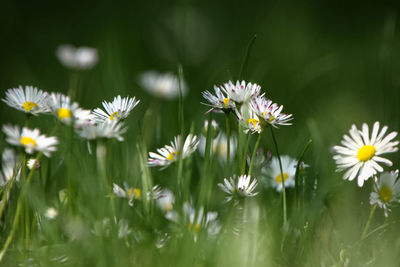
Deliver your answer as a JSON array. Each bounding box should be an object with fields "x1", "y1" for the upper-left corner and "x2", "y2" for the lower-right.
[
  {"x1": 262, "y1": 155, "x2": 303, "y2": 192},
  {"x1": 139, "y1": 71, "x2": 188, "y2": 100},
  {"x1": 333, "y1": 122, "x2": 398, "y2": 187},
  {"x1": 148, "y1": 134, "x2": 200, "y2": 169},
  {"x1": 2, "y1": 86, "x2": 49, "y2": 115},
  {"x1": 2, "y1": 125, "x2": 58, "y2": 157},
  {"x1": 47, "y1": 92, "x2": 93, "y2": 126},
  {"x1": 92, "y1": 95, "x2": 140, "y2": 123},
  {"x1": 56, "y1": 44, "x2": 98, "y2": 70},
  {"x1": 370, "y1": 170, "x2": 400, "y2": 217},
  {"x1": 250, "y1": 96, "x2": 293, "y2": 128},
  {"x1": 218, "y1": 174, "x2": 258, "y2": 202}
]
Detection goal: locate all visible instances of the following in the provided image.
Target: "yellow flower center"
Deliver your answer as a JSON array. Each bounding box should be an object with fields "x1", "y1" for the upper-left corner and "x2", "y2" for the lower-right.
[
  {"x1": 23, "y1": 101, "x2": 38, "y2": 111},
  {"x1": 167, "y1": 151, "x2": 179, "y2": 161},
  {"x1": 127, "y1": 188, "x2": 141, "y2": 199},
  {"x1": 222, "y1": 98, "x2": 230, "y2": 108},
  {"x1": 379, "y1": 185, "x2": 392, "y2": 203},
  {"x1": 20, "y1": 136, "x2": 37, "y2": 147},
  {"x1": 164, "y1": 203, "x2": 173, "y2": 212},
  {"x1": 109, "y1": 111, "x2": 120, "y2": 121},
  {"x1": 357, "y1": 145, "x2": 375, "y2": 161},
  {"x1": 275, "y1": 172, "x2": 289, "y2": 184},
  {"x1": 57, "y1": 108, "x2": 72, "y2": 119},
  {"x1": 188, "y1": 223, "x2": 201, "y2": 233},
  {"x1": 269, "y1": 115, "x2": 275, "y2": 122},
  {"x1": 247, "y1": 118, "x2": 259, "y2": 128}
]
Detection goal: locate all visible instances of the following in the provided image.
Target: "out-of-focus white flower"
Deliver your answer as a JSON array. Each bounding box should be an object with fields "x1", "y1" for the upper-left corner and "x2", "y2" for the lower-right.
[
  {"x1": 2, "y1": 86, "x2": 49, "y2": 115},
  {"x1": 370, "y1": 170, "x2": 400, "y2": 217},
  {"x1": 148, "y1": 134, "x2": 200, "y2": 169},
  {"x1": 44, "y1": 207, "x2": 58, "y2": 220},
  {"x1": 76, "y1": 120, "x2": 126, "y2": 141},
  {"x1": 198, "y1": 133, "x2": 236, "y2": 163},
  {"x1": 92, "y1": 95, "x2": 140, "y2": 123},
  {"x1": 202, "y1": 119, "x2": 219, "y2": 138},
  {"x1": 218, "y1": 175, "x2": 258, "y2": 202},
  {"x1": 156, "y1": 189, "x2": 175, "y2": 213},
  {"x1": 139, "y1": 71, "x2": 188, "y2": 100},
  {"x1": 113, "y1": 183, "x2": 162, "y2": 206},
  {"x1": 3, "y1": 125, "x2": 58, "y2": 157},
  {"x1": 47, "y1": 92, "x2": 93, "y2": 126},
  {"x1": 333, "y1": 122, "x2": 398, "y2": 187},
  {"x1": 56, "y1": 44, "x2": 98, "y2": 70},
  {"x1": 262, "y1": 155, "x2": 305, "y2": 192},
  {"x1": 0, "y1": 149, "x2": 20, "y2": 186},
  {"x1": 27, "y1": 158, "x2": 40, "y2": 170}
]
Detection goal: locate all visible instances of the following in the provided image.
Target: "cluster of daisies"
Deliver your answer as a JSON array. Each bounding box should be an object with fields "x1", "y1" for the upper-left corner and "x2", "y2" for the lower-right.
[
  {"x1": 333, "y1": 121, "x2": 400, "y2": 216},
  {"x1": 1, "y1": 85, "x2": 140, "y2": 184}
]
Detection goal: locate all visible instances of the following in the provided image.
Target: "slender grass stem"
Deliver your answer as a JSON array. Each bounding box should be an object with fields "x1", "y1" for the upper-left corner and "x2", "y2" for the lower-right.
[
  {"x1": 270, "y1": 127, "x2": 287, "y2": 226},
  {"x1": 248, "y1": 131, "x2": 263, "y2": 176},
  {"x1": 96, "y1": 140, "x2": 115, "y2": 216},
  {"x1": 68, "y1": 71, "x2": 79, "y2": 101},
  {"x1": 0, "y1": 153, "x2": 43, "y2": 262},
  {"x1": 238, "y1": 35, "x2": 257, "y2": 80},
  {"x1": 225, "y1": 113, "x2": 231, "y2": 174},
  {"x1": 361, "y1": 204, "x2": 377, "y2": 239},
  {"x1": 241, "y1": 134, "x2": 251, "y2": 174},
  {"x1": 294, "y1": 139, "x2": 312, "y2": 209}
]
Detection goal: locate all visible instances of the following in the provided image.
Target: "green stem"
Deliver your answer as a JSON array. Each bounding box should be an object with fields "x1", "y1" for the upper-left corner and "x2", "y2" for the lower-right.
[
  {"x1": 241, "y1": 134, "x2": 251, "y2": 174},
  {"x1": 225, "y1": 113, "x2": 231, "y2": 174},
  {"x1": 97, "y1": 140, "x2": 115, "y2": 216},
  {"x1": 361, "y1": 204, "x2": 377, "y2": 239},
  {"x1": 0, "y1": 153, "x2": 43, "y2": 262},
  {"x1": 238, "y1": 35, "x2": 257, "y2": 80},
  {"x1": 270, "y1": 127, "x2": 287, "y2": 226},
  {"x1": 248, "y1": 131, "x2": 263, "y2": 176},
  {"x1": 68, "y1": 71, "x2": 79, "y2": 101}
]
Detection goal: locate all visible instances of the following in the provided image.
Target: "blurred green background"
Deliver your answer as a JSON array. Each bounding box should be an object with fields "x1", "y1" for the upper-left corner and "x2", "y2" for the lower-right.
[{"x1": 1, "y1": 0, "x2": 400, "y2": 265}]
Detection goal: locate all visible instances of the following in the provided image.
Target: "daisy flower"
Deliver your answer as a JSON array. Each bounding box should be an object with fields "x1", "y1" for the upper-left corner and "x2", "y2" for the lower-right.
[
  {"x1": 113, "y1": 183, "x2": 162, "y2": 206},
  {"x1": 0, "y1": 149, "x2": 20, "y2": 186},
  {"x1": 156, "y1": 188, "x2": 175, "y2": 213},
  {"x1": 92, "y1": 95, "x2": 140, "y2": 123},
  {"x1": 201, "y1": 85, "x2": 236, "y2": 113},
  {"x1": 139, "y1": 71, "x2": 188, "y2": 100},
  {"x1": 185, "y1": 204, "x2": 220, "y2": 240},
  {"x1": 332, "y1": 122, "x2": 398, "y2": 187},
  {"x1": 47, "y1": 92, "x2": 93, "y2": 126},
  {"x1": 76, "y1": 120, "x2": 126, "y2": 141},
  {"x1": 370, "y1": 170, "x2": 400, "y2": 217},
  {"x1": 221, "y1": 80, "x2": 262, "y2": 104},
  {"x1": 56, "y1": 44, "x2": 98, "y2": 70},
  {"x1": 250, "y1": 96, "x2": 293, "y2": 128},
  {"x1": 148, "y1": 134, "x2": 200, "y2": 169},
  {"x1": 2, "y1": 86, "x2": 49, "y2": 115},
  {"x1": 166, "y1": 203, "x2": 220, "y2": 241},
  {"x1": 218, "y1": 175, "x2": 258, "y2": 202},
  {"x1": 262, "y1": 155, "x2": 300, "y2": 192},
  {"x1": 238, "y1": 104, "x2": 263, "y2": 134},
  {"x1": 3, "y1": 125, "x2": 58, "y2": 157}
]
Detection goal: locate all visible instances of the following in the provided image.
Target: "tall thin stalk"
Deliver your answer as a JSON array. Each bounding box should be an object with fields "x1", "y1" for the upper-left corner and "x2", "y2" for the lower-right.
[
  {"x1": 248, "y1": 131, "x2": 263, "y2": 176},
  {"x1": 225, "y1": 113, "x2": 231, "y2": 175},
  {"x1": 270, "y1": 127, "x2": 287, "y2": 226},
  {"x1": 361, "y1": 204, "x2": 377, "y2": 239}
]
